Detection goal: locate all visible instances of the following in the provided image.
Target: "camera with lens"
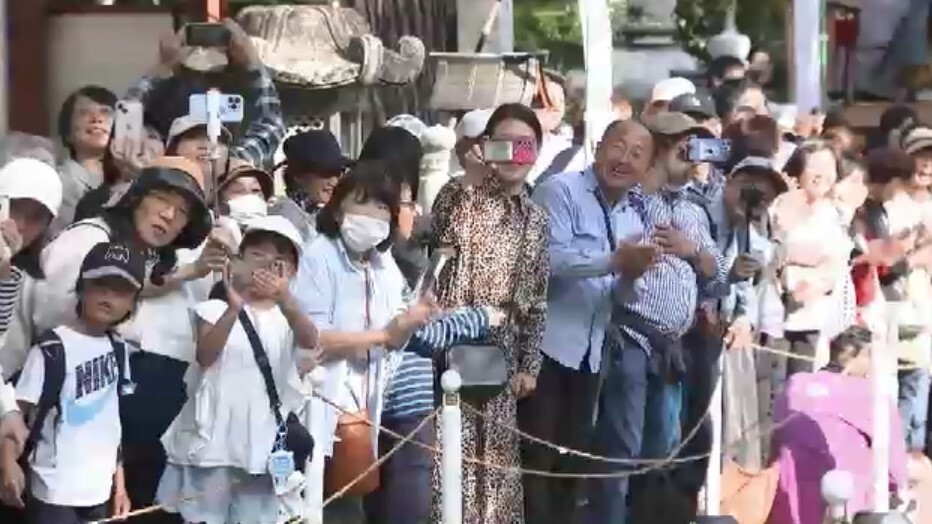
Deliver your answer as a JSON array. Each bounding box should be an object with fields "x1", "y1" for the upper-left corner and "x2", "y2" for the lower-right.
[{"x1": 739, "y1": 186, "x2": 766, "y2": 220}]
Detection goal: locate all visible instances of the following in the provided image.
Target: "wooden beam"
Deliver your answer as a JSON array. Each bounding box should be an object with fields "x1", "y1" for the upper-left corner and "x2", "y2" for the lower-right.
[
  {"x1": 8, "y1": 0, "x2": 50, "y2": 135},
  {"x1": 206, "y1": 0, "x2": 224, "y2": 21}
]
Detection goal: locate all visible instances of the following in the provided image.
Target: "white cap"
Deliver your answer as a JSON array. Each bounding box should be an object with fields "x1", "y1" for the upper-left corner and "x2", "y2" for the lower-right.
[
  {"x1": 454, "y1": 109, "x2": 494, "y2": 140},
  {"x1": 650, "y1": 77, "x2": 696, "y2": 104},
  {"x1": 386, "y1": 114, "x2": 428, "y2": 140},
  {"x1": 242, "y1": 215, "x2": 304, "y2": 257},
  {"x1": 167, "y1": 115, "x2": 232, "y2": 147},
  {"x1": 0, "y1": 158, "x2": 63, "y2": 217}
]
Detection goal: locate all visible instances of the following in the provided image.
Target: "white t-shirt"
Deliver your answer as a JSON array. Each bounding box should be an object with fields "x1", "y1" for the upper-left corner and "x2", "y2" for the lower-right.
[
  {"x1": 16, "y1": 326, "x2": 124, "y2": 507},
  {"x1": 161, "y1": 300, "x2": 303, "y2": 474}
]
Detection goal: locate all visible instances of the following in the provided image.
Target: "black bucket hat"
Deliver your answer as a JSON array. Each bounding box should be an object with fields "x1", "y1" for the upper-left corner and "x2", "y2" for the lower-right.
[{"x1": 113, "y1": 157, "x2": 212, "y2": 250}]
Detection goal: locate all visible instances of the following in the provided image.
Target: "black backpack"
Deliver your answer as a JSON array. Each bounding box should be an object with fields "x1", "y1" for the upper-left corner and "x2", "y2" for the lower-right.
[{"x1": 19, "y1": 329, "x2": 130, "y2": 462}]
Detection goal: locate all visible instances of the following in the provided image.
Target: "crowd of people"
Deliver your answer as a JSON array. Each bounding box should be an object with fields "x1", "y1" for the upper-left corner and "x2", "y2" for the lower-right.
[{"x1": 0, "y1": 16, "x2": 925, "y2": 524}]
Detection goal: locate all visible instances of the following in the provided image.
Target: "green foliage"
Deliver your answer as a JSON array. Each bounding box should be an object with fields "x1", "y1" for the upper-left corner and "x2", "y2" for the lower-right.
[
  {"x1": 673, "y1": 0, "x2": 787, "y2": 62},
  {"x1": 513, "y1": 0, "x2": 584, "y2": 71}
]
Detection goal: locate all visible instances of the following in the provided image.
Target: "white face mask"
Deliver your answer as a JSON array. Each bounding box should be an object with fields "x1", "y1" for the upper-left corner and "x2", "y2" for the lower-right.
[
  {"x1": 227, "y1": 194, "x2": 268, "y2": 224},
  {"x1": 340, "y1": 213, "x2": 390, "y2": 253}
]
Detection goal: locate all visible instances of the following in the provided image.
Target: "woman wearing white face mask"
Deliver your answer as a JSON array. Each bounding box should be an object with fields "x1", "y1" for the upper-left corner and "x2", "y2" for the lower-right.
[
  {"x1": 293, "y1": 161, "x2": 436, "y2": 523},
  {"x1": 217, "y1": 158, "x2": 275, "y2": 226}
]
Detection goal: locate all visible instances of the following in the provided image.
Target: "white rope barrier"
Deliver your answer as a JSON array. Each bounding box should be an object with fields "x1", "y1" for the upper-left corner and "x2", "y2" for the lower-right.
[{"x1": 90, "y1": 336, "x2": 866, "y2": 524}]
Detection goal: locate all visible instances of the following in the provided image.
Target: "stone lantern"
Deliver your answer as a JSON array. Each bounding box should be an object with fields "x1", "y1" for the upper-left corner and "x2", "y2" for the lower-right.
[{"x1": 706, "y1": 1, "x2": 751, "y2": 61}]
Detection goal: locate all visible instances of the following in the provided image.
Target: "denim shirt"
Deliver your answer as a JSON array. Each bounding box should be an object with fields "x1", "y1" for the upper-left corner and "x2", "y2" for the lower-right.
[
  {"x1": 718, "y1": 224, "x2": 776, "y2": 326},
  {"x1": 532, "y1": 169, "x2": 644, "y2": 372},
  {"x1": 293, "y1": 235, "x2": 407, "y2": 457}
]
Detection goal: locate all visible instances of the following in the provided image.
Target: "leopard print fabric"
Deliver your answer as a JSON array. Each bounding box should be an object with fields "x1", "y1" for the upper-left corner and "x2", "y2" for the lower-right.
[{"x1": 428, "y1": 178, "x2": 549, "y2": 524}]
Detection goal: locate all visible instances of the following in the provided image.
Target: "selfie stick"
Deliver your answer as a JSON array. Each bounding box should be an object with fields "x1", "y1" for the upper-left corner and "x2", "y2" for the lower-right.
[
  {"x1": 206, "y1": 89, "x2": 223, "y2": 280},
  {"x1": 206, "y1": 89, "x2": 222, "y2": 212}
]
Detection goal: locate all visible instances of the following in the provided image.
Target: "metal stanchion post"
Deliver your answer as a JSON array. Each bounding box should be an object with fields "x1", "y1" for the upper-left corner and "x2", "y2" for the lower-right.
[
  {"x1": 704, "y1": 354, "x2": 724, "y2": 516},
  {"x1": 305, "y1": 368, "x2": 327, "y2": 524},
  {"x1": 871, "y1": 306, "x2": 896, "y2": 515},
  {"x1": 821, "y1": 469, "x2": 854, "y2": 523},
  {"x1": 441, "y1": 370, "x2": 463, "y2": 524}
]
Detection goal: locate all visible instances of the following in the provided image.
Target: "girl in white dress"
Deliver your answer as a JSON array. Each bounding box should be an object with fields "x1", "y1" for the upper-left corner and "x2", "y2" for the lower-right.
[{"x1": 158, "y1": 216, "x2": 318, "y2": 524}]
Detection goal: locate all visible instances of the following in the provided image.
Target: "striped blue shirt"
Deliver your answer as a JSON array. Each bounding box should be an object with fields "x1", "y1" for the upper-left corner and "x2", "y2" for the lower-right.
[
  {"x1": 382, "y1": 307, "x2": 491, "y2": 419},
  {"x1": 614, "y1": 186, "x2": 727, "y2": 354}
]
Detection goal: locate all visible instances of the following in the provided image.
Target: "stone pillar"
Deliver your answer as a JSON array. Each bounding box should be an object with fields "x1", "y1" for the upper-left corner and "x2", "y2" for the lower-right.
[
  {"x1": 629, "y1": 0, "x2": 677, "y2": 26},
  {"x1": 457, "y1": 0, "x2": 514, "y2": 52}
]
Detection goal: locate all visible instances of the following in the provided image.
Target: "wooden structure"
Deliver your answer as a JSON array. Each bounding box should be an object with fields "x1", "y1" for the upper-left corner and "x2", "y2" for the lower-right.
[
  {"x1": 6, "y1": 0, "x2": 227, "y2": 135},
  {"x1": 5, "y1": 0, "x2": 450, "y2": 140},
  {"x1": 795, "y1": 0, "x2": 932, "y2": 126}
]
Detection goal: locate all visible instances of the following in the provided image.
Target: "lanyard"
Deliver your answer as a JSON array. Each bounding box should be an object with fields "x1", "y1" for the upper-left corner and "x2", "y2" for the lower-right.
[{"x1": 594, "y1": 190, "x2": 617, "y2": 251}]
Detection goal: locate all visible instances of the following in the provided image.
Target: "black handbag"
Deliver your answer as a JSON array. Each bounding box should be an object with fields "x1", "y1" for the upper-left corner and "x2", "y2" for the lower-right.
[
  {"x1": 239, "y1": 310, "x2": 315, "y2": 470},
  {"x1": 441, "y1": 212, "x2": 531, "y2": 403}
]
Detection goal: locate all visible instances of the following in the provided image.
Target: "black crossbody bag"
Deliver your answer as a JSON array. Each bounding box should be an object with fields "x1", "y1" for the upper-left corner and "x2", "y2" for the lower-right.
[{"x1": 239, "y1": 310, "x2": 315, "y2": 470}]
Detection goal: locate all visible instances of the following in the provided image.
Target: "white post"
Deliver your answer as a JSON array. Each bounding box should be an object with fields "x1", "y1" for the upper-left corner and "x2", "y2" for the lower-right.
[
  {"x1": 304, "y1": 368, "x2": 327, "y2": 524},
  {"x1": 577, "y1": 0, "x2": 614, "y2": 164},
  {"x1": 703, "y1": 355, "x2": 724, "y2": 515},
  {"x1": 821, "y1": 469, "x2": 854, "y2": 522},
  {"x1": 441, "y1": 370, "x2": 463, "y2": 524},
  {"x1": 871, "y1": 306, "x2": 896, "y2": 513},
  {"x1": 792, "y1": 0, "x2": 824, "y2": 112}
]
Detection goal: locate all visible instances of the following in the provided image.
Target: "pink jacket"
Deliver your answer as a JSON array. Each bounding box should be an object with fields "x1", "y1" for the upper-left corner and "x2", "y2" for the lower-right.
[{"x1": 769, "y1": 371, "x2": 908, "y2": 524}]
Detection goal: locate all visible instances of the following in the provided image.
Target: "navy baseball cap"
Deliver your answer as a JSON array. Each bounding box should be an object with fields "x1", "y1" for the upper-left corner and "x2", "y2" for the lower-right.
[{"x1": 79, "y1": 242, "x2": 147, "y2": 290}]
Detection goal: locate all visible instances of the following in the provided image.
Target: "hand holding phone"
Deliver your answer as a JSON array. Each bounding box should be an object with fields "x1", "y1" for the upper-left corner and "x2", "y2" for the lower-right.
[
  {"x1": 113, "y1": 100, "x2": 144, "y2": 163},
  {"x1": 189, "y1": 93, "x2": 245, "y2": 124},
  {"x1": 482, "y1": 138, "x2": 538, "y2": 165},
  {"x1": 184, "y1": 23, "x2": 231, "y2": 48}
]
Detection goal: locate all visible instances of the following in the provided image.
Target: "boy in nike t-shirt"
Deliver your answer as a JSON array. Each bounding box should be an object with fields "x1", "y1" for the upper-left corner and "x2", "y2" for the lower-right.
[{"x1": 0, "y1": 242, "x2": 145, "y2": 524}]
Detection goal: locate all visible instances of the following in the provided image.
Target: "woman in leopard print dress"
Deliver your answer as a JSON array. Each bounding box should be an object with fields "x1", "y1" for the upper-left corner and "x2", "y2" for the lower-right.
[{"x1": 429, "y1": 104, "x2": 550, "y2": 524}]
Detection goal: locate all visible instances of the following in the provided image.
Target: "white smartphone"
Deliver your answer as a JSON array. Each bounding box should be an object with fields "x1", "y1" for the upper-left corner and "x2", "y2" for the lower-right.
[
  {"x1": 0, "y1": 196, "x2": 9, "y2": 222},
  {"x1": 188, "y1": 93, "x2": 245, "y2": 124},
  {"x1": 113, "y1": 99, "x2": 144, "y2": 154},
  {"x1": 482, "y1": 140, "x2": 513, "y2": 163}
]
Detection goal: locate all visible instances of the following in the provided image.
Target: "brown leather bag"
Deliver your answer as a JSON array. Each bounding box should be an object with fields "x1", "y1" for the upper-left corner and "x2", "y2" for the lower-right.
[
  {"x1": 324, "y1": 410, "x2": 380, "y2": 497},
  {"x1": 325, "y1": 268, "x2": 380, "y2": 497},
  {"x1": 720, "y1": 459, "x2": 779, "y2": 524}
]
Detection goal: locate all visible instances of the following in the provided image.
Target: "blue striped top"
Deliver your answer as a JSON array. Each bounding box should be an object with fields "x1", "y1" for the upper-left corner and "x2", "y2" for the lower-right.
[
  {"x1": 615, "y1": 187, "x2": 727, "y2": 354},
  {"x1": 382, "y1": 307, "x2": 490, "y2": 419}
]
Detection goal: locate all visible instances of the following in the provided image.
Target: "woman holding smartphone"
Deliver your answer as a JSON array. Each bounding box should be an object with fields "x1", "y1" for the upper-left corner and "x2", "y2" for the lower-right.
[
  {"x1": 770, "y1": 140, "x2": 854, "y2": 374},
  {"x1": 429, "y1": 103, "x2": 550, "y2": 524},
  {"x1": 0, "y1": 158, "x2": 63, "y2": 468}
]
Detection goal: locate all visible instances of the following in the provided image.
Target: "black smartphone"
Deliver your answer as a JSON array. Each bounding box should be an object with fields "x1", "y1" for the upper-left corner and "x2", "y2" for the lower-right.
[{"x1": 185, "y1": 23, "x2": 231, "y2": 48}]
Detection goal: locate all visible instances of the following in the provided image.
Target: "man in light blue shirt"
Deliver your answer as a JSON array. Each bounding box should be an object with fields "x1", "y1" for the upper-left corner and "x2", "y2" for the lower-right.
[{"x1": 522, "y1": 120, "x2": 657, "y2": 524}]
